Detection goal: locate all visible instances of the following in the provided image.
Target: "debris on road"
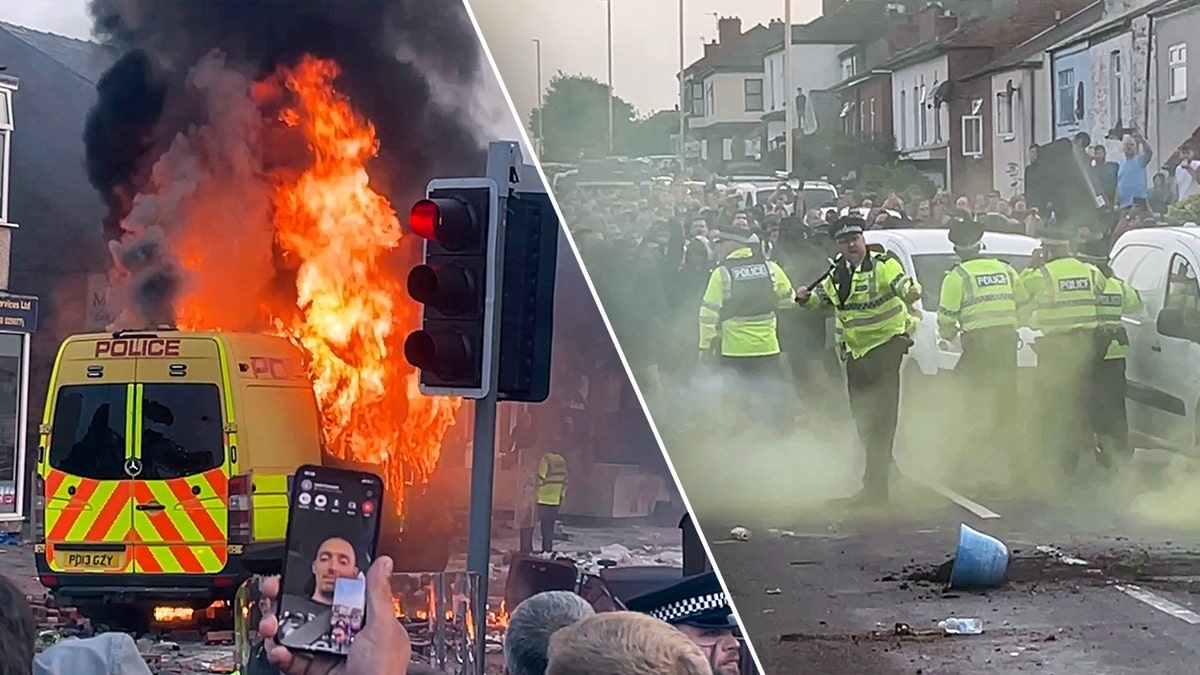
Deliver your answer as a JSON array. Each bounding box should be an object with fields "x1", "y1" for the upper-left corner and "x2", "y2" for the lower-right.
[
  {"x1": 1034, "y1": 546, "x2": 1088, "y2": 566},
  {"x1": 765, "y1": 587, "x2": 782, "y2": 595},
  {"x1": 948, "y1": 524, "x2": 1009, "y2": 590},
  {"x1": 730, "y1": 527, "x2": 751, "y2": 541},
  {"x1": 937, "y1": 618, "x2": 983, "y2": 635}
]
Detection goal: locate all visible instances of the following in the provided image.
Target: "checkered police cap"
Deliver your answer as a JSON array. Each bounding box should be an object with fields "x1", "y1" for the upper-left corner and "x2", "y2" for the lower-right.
[{"x1": 648, "y1": 591, "x2": 728, "y2": 623}]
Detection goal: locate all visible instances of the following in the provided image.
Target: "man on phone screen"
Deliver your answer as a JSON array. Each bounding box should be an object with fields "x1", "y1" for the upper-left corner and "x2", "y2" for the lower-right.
[{"x1": 277, "y1": 536, "x2": 364, "y2": 653}]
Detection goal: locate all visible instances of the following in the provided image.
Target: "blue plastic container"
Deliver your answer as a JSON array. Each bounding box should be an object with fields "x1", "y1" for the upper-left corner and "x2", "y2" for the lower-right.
[{"x1": 948, "y1": 524, "x2": 1010, "y2": 590}]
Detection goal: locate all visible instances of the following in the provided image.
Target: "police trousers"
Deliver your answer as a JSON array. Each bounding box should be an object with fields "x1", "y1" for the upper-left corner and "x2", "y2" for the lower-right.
[
  {"x1": 1090, "y1": 357, "x2": 1130, "y2": 458},
  {"x1": 845, "y1": 335, "x2": 910, "y2": 501},
  {"x1": 721, "y1": 353, "x2": 789, "y2": 432},
  {"x1": 957, "y1": 327, "x2": 1018, "y2": 461},
  {"x1": 1032, "y1": 331, "x2": 1095, "y2": 472}
]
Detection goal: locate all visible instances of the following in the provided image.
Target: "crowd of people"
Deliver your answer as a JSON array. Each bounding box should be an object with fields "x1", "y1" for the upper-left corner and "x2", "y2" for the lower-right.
[{"x1": 2, "y1": 559, "x2": 746, "y2": 675}]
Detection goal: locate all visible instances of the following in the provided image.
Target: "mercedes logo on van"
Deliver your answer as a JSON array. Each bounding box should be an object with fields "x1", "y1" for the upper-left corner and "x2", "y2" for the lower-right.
[{"x1": 124, "y1": 458, "x2": 143, "y2": 478}]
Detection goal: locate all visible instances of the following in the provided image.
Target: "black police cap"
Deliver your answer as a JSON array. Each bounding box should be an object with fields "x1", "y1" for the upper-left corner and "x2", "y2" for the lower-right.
[{"x1": 829, "y1": 213, "x2": 866, "y2": 240}]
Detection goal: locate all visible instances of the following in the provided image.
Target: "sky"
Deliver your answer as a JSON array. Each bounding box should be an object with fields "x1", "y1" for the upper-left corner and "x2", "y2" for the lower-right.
[
  {"x1": 0, "y1": 0, "x2": 824, "y2": 136},
  {"x1": 473, "y1": 0, "x2": 822, "y2": 123}
]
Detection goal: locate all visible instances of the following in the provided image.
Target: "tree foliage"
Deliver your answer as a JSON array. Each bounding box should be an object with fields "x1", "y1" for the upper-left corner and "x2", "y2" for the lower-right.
[
  {"x1": 1166, "y1": 192, "x2": 1200, "y2": 225},
  {"x1": 530, "y1": 74, "x2": 677, "y2": 161}
]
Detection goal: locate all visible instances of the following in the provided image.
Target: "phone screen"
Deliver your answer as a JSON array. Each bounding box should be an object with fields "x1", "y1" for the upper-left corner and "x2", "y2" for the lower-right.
[{"x1": 276, "y1": 465, "x2": 383, "y2": 656}]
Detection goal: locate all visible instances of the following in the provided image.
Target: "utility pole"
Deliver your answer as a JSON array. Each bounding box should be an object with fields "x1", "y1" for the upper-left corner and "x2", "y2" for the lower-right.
[
  {"x1": 532, "y1": 38, "x2": 543, "y2": 156},
  {"x1": 783, "y1": 0, "x2": 794, "y2": 175},
  {"x1": 605, "y1": 0, "x2": 614, "y2": 156},
  {"x1": 678, "y1": 0, "x2": 685, "y2": 171}
]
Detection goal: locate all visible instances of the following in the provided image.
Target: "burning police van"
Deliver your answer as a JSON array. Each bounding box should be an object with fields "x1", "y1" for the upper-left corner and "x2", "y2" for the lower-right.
[{"x1": 32, "y1": 329, "x2": 323, "y2": 630}]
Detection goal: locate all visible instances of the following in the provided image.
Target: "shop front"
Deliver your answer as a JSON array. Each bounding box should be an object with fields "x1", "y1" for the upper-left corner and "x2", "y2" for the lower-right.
[{"x1": 0, "y1": 292, "x2": 35, "y2": 533}]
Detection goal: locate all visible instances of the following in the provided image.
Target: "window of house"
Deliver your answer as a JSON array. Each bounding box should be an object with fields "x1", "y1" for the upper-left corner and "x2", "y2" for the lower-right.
[
  {"x1": 722, "y1": 137, "x2": 734, "y2": 161},
  {"x1": 962, "y1": 115, "x2": 984, "y2": 157},
  {"x1": 744, "y1": 78, "x2": 764, "y2": 112},
  {"x1": 705, "y1": 82, "x2": 715, "y2": 118},
  {"x1": 899, "y1": 90, "x2": 908, "y2": 148},
  {"x1": 869, "y1": 97, "x2": 877, "y2": 134},
  {"x1": 690, "y1": 81, "x2": 704, "y2": 115},
  {"x1": 1057, "y1": 68, "x2": 1077, "y2": 124},
  {"x1": 1110, "y1": 51, "x2": 1123, "y2": 123},
  {"x1": 839, "y1": 101, "x2": 852, "y2": 134},
  {"x1": 767, "y1": 60, "x2": 776, "y2": 110},
  {"x1": 859, "y1": 101, "x2": 865, "y2": 134},
  {"x1": 912, "y1": 86, "x2": 920, "y2": 145},
  {"x1": 919, "y1": 85, "x2": 928, "y2": 145},
  {"x1": 0, "y1": 89, "x2": 12, "y2": 224},
  {"x1": 996, "y1": 90, "x2": 1014, "y2": 137},
  {"x1": 1169, "y1": 43, "x2": 1188, "y2": 102}
]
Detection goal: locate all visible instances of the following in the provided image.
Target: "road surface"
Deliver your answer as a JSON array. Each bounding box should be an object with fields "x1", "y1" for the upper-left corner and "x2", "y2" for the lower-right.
[{"x1": 700, "y1": 451, "x2": 1200, "y2": 675}]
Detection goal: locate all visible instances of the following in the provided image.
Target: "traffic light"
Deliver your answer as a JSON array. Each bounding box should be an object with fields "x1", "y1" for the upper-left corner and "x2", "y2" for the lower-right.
[
  {"x1": 403, "y1": 178, "x2": 500, "y2": 398},
  {"x1": 496, "y1": 189, "x2": 558, "y2": 403}
]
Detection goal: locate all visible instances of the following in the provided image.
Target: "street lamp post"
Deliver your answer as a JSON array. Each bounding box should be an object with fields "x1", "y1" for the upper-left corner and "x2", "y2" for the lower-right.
[
  {"x1": 678, "y1": 0, "x2": 685, "y2": 170},
  {"x1": 532, "y1": 38, "x2": 543, "y2": 156},
  {"x1": 784, "y1": 0, "x2": 794, "y2": 175},
  {"x1": 603, "y1": 0, "x2": 614, "y2": 156}
]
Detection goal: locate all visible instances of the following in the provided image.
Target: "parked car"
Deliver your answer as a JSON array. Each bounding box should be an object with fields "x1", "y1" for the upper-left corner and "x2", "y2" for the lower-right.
[
  {"x1": 1109, "y1": 226, "x2": 1200, "y2": 454},
  {"x1": 864, "y1": 228, "x2": 1041, "y2": 376}
]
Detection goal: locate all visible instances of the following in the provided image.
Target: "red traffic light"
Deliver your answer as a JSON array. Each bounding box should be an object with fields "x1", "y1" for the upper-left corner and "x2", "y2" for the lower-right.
[
  {"x1": 408, "y1": 197, "x2": 476, "y2": 250},
  {"x1": 409, "y1": 199, "x2": 440, "y2": 240}
]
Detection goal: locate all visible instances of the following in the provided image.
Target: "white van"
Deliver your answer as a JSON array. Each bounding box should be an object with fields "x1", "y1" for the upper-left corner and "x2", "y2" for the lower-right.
[
  {"x1": 864, "y1": 228, "x2": 1041, "y2": 376},
  {"x1": 1109, "y1": 226, "x2": 1200, "y2": 454}
]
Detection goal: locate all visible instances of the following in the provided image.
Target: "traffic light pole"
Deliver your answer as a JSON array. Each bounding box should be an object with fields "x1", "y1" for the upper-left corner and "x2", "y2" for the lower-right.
[{"x1": 465, "y1": 141, "x2": 518, "y2": 671}]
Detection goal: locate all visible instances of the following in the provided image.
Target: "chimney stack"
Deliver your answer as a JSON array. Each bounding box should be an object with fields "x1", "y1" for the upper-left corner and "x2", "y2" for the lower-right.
[{"x1": 718, "y1": 16, "x2": 742, "y2": 44}]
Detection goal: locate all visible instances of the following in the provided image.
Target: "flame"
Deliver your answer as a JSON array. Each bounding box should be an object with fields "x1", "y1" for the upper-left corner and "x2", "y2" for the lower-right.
[
  {"x1": 154, "y1": 606, "x2": 194, "y2": 622},
  {"x1": 391, "y1": 597, "x2": 509, "y2": 632},
  {"x1": 487, "y1": 601, "x2": 510, "y2": 630},
  {"x1": 176, "y1": 54, "x2": 461, "y2": 511}
]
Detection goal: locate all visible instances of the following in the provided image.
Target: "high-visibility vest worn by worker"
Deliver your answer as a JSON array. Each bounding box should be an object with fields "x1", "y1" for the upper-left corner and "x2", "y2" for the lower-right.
[
  {"x1": 1098, "y1": 276, "x2": 1142, "y2": 359},
  {"x1": 536, "y1": 452, "x2": 568, "y2": 506},
  {"x1": 937, "y1": 257, "x2": 1026, "y2": 340},
  {"x1": 699, "y1": 246, "x2": 796, "y2": 357},
  {"x1": 801, "y1": 250, "x2": 921, "y2": 359},
  {"x1": 1017, "y1": 257, "x2": 1107, "y2": 333}
]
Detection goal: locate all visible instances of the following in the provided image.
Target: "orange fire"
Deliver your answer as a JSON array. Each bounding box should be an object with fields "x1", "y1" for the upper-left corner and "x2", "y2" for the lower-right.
[
  {"x1": 176, "y1": 54, "x2": 461, "y2": 511},
  {"x1": 153, "y1": 606, "x2": 194, "y2": 622}
]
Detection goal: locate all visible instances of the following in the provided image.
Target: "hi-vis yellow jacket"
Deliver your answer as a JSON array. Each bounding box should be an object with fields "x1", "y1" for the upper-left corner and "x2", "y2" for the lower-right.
[
  {"x1": 1017, "y1": 257, "x2": 1107, "y2": 333},
  {"x1": 536, "y1": 452, "x2": 568, "y2": 506},
  {"x1": 1098, "y1": 276, "x2": 1143, "y2": 360},
  {"x1": 937, "y1": 257, "x2": 1027, "y2": 340},
  {"x1": 801, "y1": 251, "x2": 920, "y2": 360},
  {"x1": 698, "y1": 247, "x2": 795, "y2": 357}
]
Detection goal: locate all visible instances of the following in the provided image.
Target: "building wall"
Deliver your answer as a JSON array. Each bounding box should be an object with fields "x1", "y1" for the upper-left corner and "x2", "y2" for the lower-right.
[
  {"x1": 840, "y1": 74, "x2": 893, "y2": 138},
  {"x1": 1051, "y1": 43, "x2": 1092, "y2": 139},
  {"x1": 1032, "y1": 51, "x2": 1058, "y2": 146},
  {"x1": 1154, "y1": 5, "x2": 1200, "y2": 161},
  {"x1": 689, "y1": 71, "x2": 768, "y2": 129},
  {"x1": 990, "y1": 68, "x2": 1037, "y2": 199},
  {"x1": 892, "y1": 54, "x2": 951, "y2": 152},
  {"x1": 1087, "y1": 32, "x2": 1135, "y2": 156},
  {"x1": 950, "y1": 75, "x2": 995, "y2": 198},
  {"x1": 763, "y1": 43, "x2": 853, "y2": 113}
]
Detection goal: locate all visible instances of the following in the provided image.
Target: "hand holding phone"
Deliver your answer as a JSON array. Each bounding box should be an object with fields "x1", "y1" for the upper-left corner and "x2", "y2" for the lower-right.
[
  {"x1": 274, "y1": 466, "x2": 386, "y2": 657},
  {"x1": 257, "y1": 557, "x2": 411, "y2": 675}
]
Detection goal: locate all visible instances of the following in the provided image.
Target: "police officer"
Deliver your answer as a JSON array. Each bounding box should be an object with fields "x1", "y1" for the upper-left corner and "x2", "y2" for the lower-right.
[
  {"x1": 624, "y1": 572, "x2": 745, "y2": 675},
  {"x1": 795, "y1": 214, "x2": 922, "y2": 506},
  {"x1": 1018, "y1": 224, "x2": 1107, "y2": 473},
  {"x1": 1079, "y1": 238, "x2": 1143, "y2": 468},
  {"x1": 938, "y1": 211, "x2": 1026, "y2": 471},
  {"x1": 699, "y1": 229, "x2": 796, "y2": 430},
  {"x1": 535, "y1": 448, "x2": 568, "y2": 553}
]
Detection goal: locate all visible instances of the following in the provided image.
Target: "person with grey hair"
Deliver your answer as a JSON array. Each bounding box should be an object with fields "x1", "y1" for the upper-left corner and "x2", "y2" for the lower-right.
[{"x1": 504, "y1": 591, "x2": 595, "y2": 675}]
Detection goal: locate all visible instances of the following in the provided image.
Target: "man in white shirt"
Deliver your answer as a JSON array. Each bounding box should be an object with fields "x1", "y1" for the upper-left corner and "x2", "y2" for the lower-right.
[{"x1": 1176, "y1": 145, "x2": 1200, "y2": 201}]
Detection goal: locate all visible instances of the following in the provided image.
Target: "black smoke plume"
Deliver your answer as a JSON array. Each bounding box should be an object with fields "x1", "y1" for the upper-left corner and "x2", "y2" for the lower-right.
[{"x1": 82, "y1": 0, "x2": 490, "y2": 328}]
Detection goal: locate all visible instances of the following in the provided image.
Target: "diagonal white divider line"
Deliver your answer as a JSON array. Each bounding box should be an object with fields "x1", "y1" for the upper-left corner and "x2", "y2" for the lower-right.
[
  {"x1": 913, "y1": 477, "x2": 1002, "y2": 519},
  {"x1": 1116, "y1": 584, "x2": 1200, "y2": 624},
  {"x1": 458, "y1": 4, "x2": 768, "y2": 673}
]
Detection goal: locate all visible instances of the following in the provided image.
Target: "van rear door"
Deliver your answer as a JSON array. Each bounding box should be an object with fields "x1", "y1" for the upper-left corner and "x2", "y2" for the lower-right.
[
  {"x1": 42, "y1": 341, "x2": 137, "y2": 574},
  {"x1": 130, "y1": 336, "x2": 230, "y2": 575}
]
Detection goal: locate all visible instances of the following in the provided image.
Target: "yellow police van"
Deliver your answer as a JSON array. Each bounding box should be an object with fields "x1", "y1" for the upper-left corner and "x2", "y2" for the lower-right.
[{"x1": 32, "y1": 330, "x2": 324, "y2": 629}]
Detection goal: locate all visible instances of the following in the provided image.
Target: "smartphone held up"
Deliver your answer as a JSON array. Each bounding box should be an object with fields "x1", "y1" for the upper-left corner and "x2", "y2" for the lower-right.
[{"x1": 275, "y1": 465, "x2": 384, "y2": 657}]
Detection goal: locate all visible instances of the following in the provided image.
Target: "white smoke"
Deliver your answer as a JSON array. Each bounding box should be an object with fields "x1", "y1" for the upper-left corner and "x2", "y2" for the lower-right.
[{"x1": 106, "y1": 50, "x2": 276, "y2": 332}]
